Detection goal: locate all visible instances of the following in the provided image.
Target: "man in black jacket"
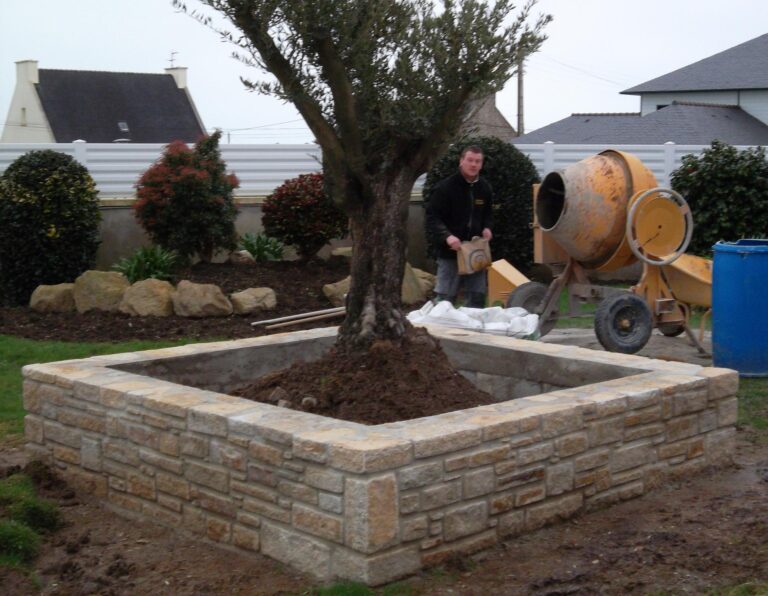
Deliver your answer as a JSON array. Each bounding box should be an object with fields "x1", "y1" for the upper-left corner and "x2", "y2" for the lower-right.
[{"x1": 425, "y1": 145, "x2": 493, "y2": 308}]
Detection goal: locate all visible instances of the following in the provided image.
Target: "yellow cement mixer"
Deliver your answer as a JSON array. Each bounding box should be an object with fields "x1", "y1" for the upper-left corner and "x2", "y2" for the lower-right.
[{"x1": 509, "y1": 149, "x2": 712, "y2": 354}]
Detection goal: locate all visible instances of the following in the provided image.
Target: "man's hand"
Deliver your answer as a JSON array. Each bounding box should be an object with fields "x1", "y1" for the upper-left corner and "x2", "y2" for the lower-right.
[
  {"x1": 482, "y1": 228, "x2": 493, "y2": 241},
  {"x1": 446, "y1": 235, "x2": 461, "y2": 251}
]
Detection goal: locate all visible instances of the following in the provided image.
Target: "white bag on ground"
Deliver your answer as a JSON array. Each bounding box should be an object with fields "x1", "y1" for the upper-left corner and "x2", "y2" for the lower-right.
[{"x1": 407, "y1": 301, "x2": 539, "y2": 338}]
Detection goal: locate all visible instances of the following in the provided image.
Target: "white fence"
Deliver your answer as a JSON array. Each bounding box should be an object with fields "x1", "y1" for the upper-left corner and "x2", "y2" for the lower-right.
[{"x1": 0, "y1": 141, "x2": 758, "y2": 198}]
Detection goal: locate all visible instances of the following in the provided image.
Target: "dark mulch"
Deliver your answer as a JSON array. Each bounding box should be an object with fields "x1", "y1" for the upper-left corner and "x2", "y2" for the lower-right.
[
  {"x1": 0, "y1": 258, "x2": 494, "y2": 425},
  {"x1": 0, "y1": 259, "x2": 350, "y2": 343}
]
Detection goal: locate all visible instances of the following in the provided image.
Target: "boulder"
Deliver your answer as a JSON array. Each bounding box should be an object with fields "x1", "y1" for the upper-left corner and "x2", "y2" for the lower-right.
[
  {"x1": 29, "y1": 283, "x2": 75, "y2": 313},
  {"x1": 229, "y1": 250, "x2": 255, "y2": 264},
  {"x1": 172, "y1": 280, "x2": 233, "y2": 318},
  {"x1": 230, "y1": 288, "x2": 277, "y2": 314},
  {"x1": 73, "y1": 271, "x2": 130, "y2": 313},
  {"x1": 322, "y1": 263, "x2": 436, "y2": 307},
  {"x1": 119, "y1": 279, "x2": 175, "y2": 317}
]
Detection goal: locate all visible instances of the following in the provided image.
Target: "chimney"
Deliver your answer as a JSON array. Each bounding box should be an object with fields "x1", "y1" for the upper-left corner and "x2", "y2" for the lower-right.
[
  {"x1": 165, "y1": 66, "x2": 188, "y2": 89},
  {"x1": 16, "y1": 60, "x2": 39, "y2": 84}
]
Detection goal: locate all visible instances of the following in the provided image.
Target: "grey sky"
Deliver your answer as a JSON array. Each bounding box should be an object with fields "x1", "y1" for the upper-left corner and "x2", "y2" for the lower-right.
[{"x1": 1, "y1": 0, "x2": 766, "y2": 143}]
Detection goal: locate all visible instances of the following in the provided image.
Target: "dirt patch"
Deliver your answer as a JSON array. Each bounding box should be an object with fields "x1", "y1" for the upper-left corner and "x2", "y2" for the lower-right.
[
  {"x1": 1, "y1": 437, "x2": 766, "y2": 594},
  {"x1": 232, "y1": 326, "x2": 494, "y2": 424}
]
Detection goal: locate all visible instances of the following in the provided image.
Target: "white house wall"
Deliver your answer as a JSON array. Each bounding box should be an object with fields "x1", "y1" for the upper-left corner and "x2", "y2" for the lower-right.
[
  {"x1": 639, "y1": 91, "x2": 739, "y2": 117},
  {"x1": 740, "y1": 89, "x2": 768, "y2": 126},
  {"x1": 0, "y1": 71, "x2": 54, "y2": 143}
]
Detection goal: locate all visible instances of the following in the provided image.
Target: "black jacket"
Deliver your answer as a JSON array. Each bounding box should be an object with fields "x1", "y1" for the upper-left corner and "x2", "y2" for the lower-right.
[{"x1": 425, "y1": 171, "x2": 494, "y2": 259}]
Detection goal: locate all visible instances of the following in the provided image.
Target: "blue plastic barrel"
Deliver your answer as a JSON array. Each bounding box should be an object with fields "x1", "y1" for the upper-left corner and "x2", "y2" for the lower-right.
[{"x1": 712, "y1": 239, "x2": 768, "y2": 376}]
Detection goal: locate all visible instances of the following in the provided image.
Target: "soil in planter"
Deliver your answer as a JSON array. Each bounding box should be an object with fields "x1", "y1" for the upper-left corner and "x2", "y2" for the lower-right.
[{"x1": 232, "y1": 326, "x2": 495, "y2": 424}]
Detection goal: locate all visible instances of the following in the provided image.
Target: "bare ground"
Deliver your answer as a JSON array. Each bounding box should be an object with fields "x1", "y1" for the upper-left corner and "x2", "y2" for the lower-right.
[{"x1": 1, "y1": 260, "x2": 766, "y2": 593}]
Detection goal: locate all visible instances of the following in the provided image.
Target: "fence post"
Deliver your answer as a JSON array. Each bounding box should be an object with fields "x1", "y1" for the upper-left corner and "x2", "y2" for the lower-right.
[
  {"x1": 72, "y1": 139, "x2": 88, "y2": 169},
  {"x1": 543, "y1": 141, "x2": 555, "y2": 174},
  {"x1": 663, "y1": 141, "x2": 676, "y2": 187}
]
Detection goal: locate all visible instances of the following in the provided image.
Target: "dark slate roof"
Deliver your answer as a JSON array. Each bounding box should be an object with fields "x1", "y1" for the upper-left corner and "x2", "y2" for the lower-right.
[
  {"x1": 512, "y1": 102, "x2": 768, "y2": 145},
  {"x1": 36, "y1": 69, "x2": 206, "y2": 143},
  {"x1": 622, "y1": 33, "x2": 768, "y2": 94}
]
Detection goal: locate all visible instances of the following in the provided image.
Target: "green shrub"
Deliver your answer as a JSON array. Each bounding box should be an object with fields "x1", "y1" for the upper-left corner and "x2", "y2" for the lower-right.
[
  {"x1": 9, "y1": 497, "x2": 61, "y2": 533},
  {"x1": 113, "y1": 245, "x2": 178, "y2": 283},
  {"x1": 0, "y1": 474, "x2": 35, "y2": 505},
  {"x1": 134, "y1": 131, "x2": 239, "y2": 263},
  {"x1": 238, "y1": 232, "x2": 284, "y2": 262},
  {"x1": 262, "y1": 172, "x2": 347, "y2": 261},
  {"x1": 423, "y1": 136, "x2": 540, "y2": 271},
  {"x1": 0, "y1": 520, "x2": 40, "y2": 563},
  {"x1": 671, "y1": 140, "x2": 768, "y2": 256},
  {"x1": 0, "y1": 150, "x2": 101, "y2": 306}
]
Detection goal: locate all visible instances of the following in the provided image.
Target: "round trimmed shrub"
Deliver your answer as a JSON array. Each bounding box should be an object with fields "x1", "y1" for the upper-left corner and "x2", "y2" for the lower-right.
[
  {"x1": 262, "y1": 172, "x2": 348, "y2": 261},
  {"x1": 423, "y1": 136, "x2": 540, "y2": 271},
  {"x1": 671, "y1": 140, "x2": 768, "y2": 256},
  {"x1": 0, "y1": 150, "x2": 101, "y2": 306},
  {"x1": 134, "y1": 131, "x2": 239, "y2": 263}
]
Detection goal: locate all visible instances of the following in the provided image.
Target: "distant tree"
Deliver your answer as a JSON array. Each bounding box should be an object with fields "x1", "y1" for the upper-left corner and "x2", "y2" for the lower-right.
[{"x1": 179, "y1": 0, "x2": 550, "y2": 349}]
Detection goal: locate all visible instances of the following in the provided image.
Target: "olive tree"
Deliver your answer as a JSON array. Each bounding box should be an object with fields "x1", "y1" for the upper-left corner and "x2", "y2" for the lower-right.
[{"x1": 178, "y1": 0, "x2": 550, "y2": 350}]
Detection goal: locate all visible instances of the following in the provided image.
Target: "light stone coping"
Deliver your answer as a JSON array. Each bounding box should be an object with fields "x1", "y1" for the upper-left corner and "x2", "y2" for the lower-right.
[{"x1": 23, "y1": 325, "x2": 730, "y2": 476}]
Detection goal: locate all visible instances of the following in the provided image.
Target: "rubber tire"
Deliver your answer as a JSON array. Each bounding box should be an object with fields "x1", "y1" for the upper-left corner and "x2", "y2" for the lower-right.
[
  {"x1": 594, "y1": 293, "x2": 653, "y2": 354},
  {"x1": 506, "y1": 281, "x2": 558, "y2": 337}
]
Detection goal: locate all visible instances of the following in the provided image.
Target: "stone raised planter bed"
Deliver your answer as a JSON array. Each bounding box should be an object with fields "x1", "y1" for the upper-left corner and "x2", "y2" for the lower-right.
[{"x1": 22, "y1": 326, "x2": 737, "y2": 585}]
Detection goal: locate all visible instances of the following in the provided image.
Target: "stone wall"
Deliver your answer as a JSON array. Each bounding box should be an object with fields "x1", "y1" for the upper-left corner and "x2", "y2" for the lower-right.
[{"x1": 23, "y1": 326, "x2": 738, "y2": 585}]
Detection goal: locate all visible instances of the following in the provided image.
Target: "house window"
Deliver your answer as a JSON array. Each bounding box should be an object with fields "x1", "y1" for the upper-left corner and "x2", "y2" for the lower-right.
[
  {"x1": 118, "y1": 121, "x2": 130, "y2": 133},
  {"x1": 21, "y1": 107, "x2": 27, "y2": 126}
]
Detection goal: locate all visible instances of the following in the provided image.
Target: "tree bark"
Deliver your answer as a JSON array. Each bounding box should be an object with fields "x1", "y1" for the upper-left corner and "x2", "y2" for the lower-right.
[{"x1": 337, "y1": 172, "x2": 415, "y2": 351}]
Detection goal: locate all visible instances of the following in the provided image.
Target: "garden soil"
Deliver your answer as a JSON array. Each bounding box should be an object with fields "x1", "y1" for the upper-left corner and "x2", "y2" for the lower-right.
[{"x1": 1, "y1": 259, "x2": 766, "y2": 593}]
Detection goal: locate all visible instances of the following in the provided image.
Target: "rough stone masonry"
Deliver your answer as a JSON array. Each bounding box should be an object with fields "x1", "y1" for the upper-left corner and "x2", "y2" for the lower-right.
[{"x1": 23, "y1": 326, "x2": 738, "y2": 585}]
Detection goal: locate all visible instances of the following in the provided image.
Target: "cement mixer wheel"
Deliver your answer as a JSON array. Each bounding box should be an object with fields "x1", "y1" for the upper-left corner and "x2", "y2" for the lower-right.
[
  {"x1": 505, "y1": 282, "x2": 558, "y2": 336},
  {"x1": 594, "y1": 293, "x2": 653, "y2": 354}
]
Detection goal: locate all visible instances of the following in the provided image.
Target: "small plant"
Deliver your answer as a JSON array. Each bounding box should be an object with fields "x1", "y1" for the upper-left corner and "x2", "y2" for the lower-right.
[
  {"x1": 238, "y1": 232, "x2": 284, "y2": 262},
  {"x1": 671, "y1": 140, "x2": 768, "y2": 257},
  {"x1": 134, "y1": 131, "x2": 239, "y2": 263},
  {"x1": 9, "y1": 498, "x2": 62, "y2": 533},
  {"x1": 112, "y1": 245, "x2": 178, "y2": 284},
  {"x1": 0, "y1": 520, "x2": 40, "y2": 564},
  {"x1": 0, "y1": 149, "x2": 101, "y2": 306},
  {"x1": 262, "y1": 172, "x2": 347, "y2": 261}
]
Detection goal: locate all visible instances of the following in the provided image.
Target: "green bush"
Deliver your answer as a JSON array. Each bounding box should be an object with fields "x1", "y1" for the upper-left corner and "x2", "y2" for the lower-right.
[
  {"x1": 423, "y1": 136, "x2": 540, "y2": 271},
  {"x1": 262, "y1": 172, "x2": 347, "y2": 261},
  {"x1": 0, "y1": 520, "x2": 40, "y2": 563},
  {"x1": 238, "y1": 232, "x2": 284, "y2": 262},
  {"x1": 9, "y1": 498, "x2": 62, "y2": 533},
  {"x1": 0, "y1": 150, "x2": 101, "y2": 306},
  {"x1": 134, "y1": 131, "x2": 239, "y2": 263},
  {"x1": 671, "y1": 140, "x2": 768, "y2": 256},
  {"x1": 112, "y1": 245, "x2": 178, "y2": 283}
]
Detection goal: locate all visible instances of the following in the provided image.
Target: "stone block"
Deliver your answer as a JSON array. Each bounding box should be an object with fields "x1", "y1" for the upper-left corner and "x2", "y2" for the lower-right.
[
  {"x1": 546, "y1": 462, "x2": 574, "y2": 496},
  {"x1": 293, "y1": 504, "x2": 343, "y2": 542},
  {"x1": 81, "y1": 437, "x2": 101, "y2": 471},
  {"x1": 610, "y1": 442, "x2": 653, "y2": 473},
  {"x1": 318, "y1": 493, "x2": 343, "y2": 514},
  {"x1": 278, "y1": 479, "x2": 318, "y2": 505},
  {"x1": 180, "y1": 434, "x2": 209, "y2": 458},
  {"x1": 344, "y1": 475, "x2": 399, "y2": 553},
  {"x1": 555, "y1": 432, "x2": 588, "y2": 457},
  {"x1": 665, "y1": 415, "x2": 699, "y2": 441},
  {"x1": 421, "y1": 481, "x2": 462, "y2": 511},
  {"x1": 210, "y1": 441, "x2": 247, "y2": 472},
  {"x1": 498, "y1": 510, "x2": 525, "y2": 537},
  {"x1": 53, "y1": 445, "x2": 80, "y2": 465},
  {"x1": 541, "y1": 409, "x2": 583, "y2": 438},
  {"x1": 443, "y1": 502, "x2": 488, "y2": 541},
  {"x1": 332, "y1": 545, "x2": 421, "y2": 586},
  {"x1": 717, "y1": 397, "x2": 739, "y2": 427},
  {"x1": 232, "y1": 524, "x2": 260, "y2": 552},
  {"x1": 588, "y1": 416, "x2": 624, "y2": 446},
  {"x1": 624, "y1": 422, "x2": 665, "y2": 442},
  {"x1": 524, "y1": 493, "x2": 583, "y2": 531},
  {"x1": 304, "y1": 467, "x2": 344, "y2": 493},
  {"x1": 186, "y1": 461, "x2": 229, "y2": 491},
  {"x1": 24, "y1": 415, "x2": 44, "y2": 444},
  {"x1": 517, "y1": 442, "x2": 554, "y2": 465},
  {"x1": 705, "y1": 427, "x2": 736, "y2": 464},
  {"x1": 463, "y1": 468, "x2": 495, "y2": 498},
  {"x1": 242, "y1": 497, "x2": 291, "y2": 523},
  {"x1": 697, "y1": 368, "x2": 739, "y2": 400},
  {"x1": 587, "y1": 480, "x2": 644, "y2": 510},
  {"x1": 516, "y1": 485, "x2": 546, "y2": 507},
  {"x1": 43, "y1": 421, "x2": 82, "y2": 448},
  {"x1": 262, "y1": 522, "x2": 332, "y2": 580},
  {"x1": 497, "y1": 465, "x2": 545, "y2": 489},
  {"x1": 401, "y1": 516, "x2": 429, "y2": 541},
  {"x1": 191, "y1": 487, "x2": 237, "y2": 517},
  {"x1": 398, "y1": 461, "x2": 443, "y2": 490},
  {"x1": 206, "y1": 517, "x2": 231, "y2": 543},
  {"x1": 126, "y1": 471, "x2": 156, "y2": 500}
]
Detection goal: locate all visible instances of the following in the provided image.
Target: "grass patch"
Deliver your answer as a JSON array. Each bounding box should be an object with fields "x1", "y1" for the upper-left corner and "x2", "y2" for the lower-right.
[
  {"x1": 709, "y1": 581, "x2": 768, "y2": 595},
  {"x1": 311, "y1": 581, "x2": 417, "y2": 596},
  {"x1": 0, "y1": 520, "x2": 40, "y2": 565},
  {"x1": 0, "y1": 473, "x2": 35, "y2": 505},
  {"x1": 0, "y1": 335, "x2": 197, "y2": 440},
  {"x1": 737, "y1": 377, "x2": 768, "y2": 442}
]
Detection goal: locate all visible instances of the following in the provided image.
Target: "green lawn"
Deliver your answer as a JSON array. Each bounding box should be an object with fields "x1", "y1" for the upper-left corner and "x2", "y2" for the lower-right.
[{"x1": 0, "y1": 335, "x2": 197, "y2": 439}]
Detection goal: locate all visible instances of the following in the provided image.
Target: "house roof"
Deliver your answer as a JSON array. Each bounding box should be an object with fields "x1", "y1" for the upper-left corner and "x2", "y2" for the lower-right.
[
  {"x1": 622, "y1": 33, "x2": 768, "y2": 94},
  {"x1": 36, "y1": 69, "x2": 206, "y2": 143},
  {"x1": 512, "y1": 102, "x2": 768, "y2": 145}
]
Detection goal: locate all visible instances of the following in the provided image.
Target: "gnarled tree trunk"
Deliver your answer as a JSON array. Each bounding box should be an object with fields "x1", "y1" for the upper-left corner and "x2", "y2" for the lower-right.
[{"x1": 337, "y1": 172, "x2": 416, "y2": 351}]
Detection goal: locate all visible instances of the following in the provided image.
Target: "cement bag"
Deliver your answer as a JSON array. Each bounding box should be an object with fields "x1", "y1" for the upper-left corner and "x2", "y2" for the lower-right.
[{"x1": 457, "y1": 237, "x2": 491, "y2": 275}]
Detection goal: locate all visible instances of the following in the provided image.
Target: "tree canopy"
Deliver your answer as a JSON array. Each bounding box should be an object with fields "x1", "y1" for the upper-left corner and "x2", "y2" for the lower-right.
[{"x1": 177, "y1": 0, "x2": 550, "y2": 347}]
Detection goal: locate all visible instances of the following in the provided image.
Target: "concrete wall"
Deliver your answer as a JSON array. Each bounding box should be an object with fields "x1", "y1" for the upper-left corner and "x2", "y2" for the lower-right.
[{"x1": 23, "y1": 326, "x2": 738, "y2": 586}]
